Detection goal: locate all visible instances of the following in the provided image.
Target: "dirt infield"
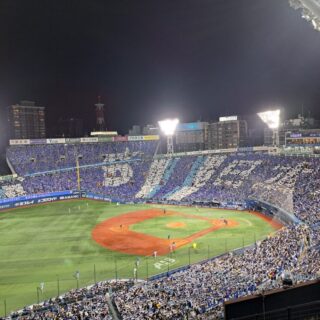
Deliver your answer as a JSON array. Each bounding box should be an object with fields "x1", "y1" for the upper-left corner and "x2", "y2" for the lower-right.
[{"x1": 92, "y1": 209, "x2": 238, "y2": 256}]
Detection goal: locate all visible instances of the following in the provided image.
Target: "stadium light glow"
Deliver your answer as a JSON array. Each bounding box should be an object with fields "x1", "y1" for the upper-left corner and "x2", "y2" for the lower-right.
[
  {"x1": 258, "y1": 109, "x2": 281, "y2": 146},
  {"x1": 289, "y1": 0, "x2": 320, "y2": 32},
  {"x1": 158, "y1": 118, "x2": 179, "y2": 136},
  {"x1": 158, "y1": 118, "x2": 179, "y2": 155},
  {"x1": 257, "y1": 110, "x2": 281, "y2": 129}
]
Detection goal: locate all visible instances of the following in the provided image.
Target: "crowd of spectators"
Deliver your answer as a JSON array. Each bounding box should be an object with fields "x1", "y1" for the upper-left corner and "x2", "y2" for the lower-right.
[
  {"x1": 135, "y1": 158, "x2": 172, "y2": 199},
  {"x1": 114, "y1": 224, "x2": 319, "y2": 319},
  {"x1": 152, "y1": 156, "x2": 196, "y2": 200},
  {"x1": 0, "y1": 178, "x2": 26, "y2": 199},
  {"x1": 7, "y1": 141, "x2": 157, "y2": 175},
  {"x1": 6, "y1": 281, "x2": 133, "y2": 320}
]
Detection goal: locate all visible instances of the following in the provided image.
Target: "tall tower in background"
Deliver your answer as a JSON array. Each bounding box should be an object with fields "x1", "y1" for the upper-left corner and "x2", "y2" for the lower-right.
[{"x1": 95, "y1": 96, "x2": 106, "y2": 131}]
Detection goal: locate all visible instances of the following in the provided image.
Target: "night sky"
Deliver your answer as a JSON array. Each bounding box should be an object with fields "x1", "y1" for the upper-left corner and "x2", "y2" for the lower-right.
[{"x1": 1, "y1": 0, "x2": 320, "y2": 147}]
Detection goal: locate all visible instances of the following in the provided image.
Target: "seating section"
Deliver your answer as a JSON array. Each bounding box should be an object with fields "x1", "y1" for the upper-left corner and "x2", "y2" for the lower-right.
[
  {"x1": 81, "y1": 160, "x2": 152, "y2": 201},
  {"x1": 152, "y1": 156, "x2": 196, "y2": 200},
  {"x1": 23, "y1": 172, "x2": 77, "y2": 194},
  {"x1": 103, "y1": 163, "x2": 133, "y2": 187},
  {"x1": 7, "y1": 141, "x2": 157, "y2": 175},
  {"x1": 0, "y1": 179, "x2": 26, "y2": 199},
  {"x1": 8, "y1": 281, "x2": 131, "y2": 320},
  {"x1": 166, "y1": 155, "x2": 226, "y2": 201},
  {"x1": 114, "y1": 225, "x2": 319, "y2": 319},
  {"x1": 3, "y1": 146, "x2": 320, "y2": 226},
  {"x1": 135, "y1": 158, "x2": 172, "y2": 199}
]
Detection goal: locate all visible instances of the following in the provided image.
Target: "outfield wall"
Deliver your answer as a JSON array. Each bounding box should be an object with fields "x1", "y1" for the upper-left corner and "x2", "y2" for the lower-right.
[
  {"x1": 0, "y1": 191, "x2": 81, "y2": 211},
  {"x1": 82, "y1": 192, "x2": 126, "y2": 204},
  {"x1": 0, "y1": 190, "x2": 129, "y2": 211}
]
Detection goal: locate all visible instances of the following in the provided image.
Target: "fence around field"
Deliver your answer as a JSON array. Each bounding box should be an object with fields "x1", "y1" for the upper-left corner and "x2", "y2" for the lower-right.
[{"x1": 0, "y1": 233, "x2": 262, "y2": 318}]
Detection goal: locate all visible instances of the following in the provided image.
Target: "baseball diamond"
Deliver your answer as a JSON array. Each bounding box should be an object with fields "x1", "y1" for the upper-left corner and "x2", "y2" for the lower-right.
[{"x1": 0, "y1": 200, "x2": 279, "y2": 313}]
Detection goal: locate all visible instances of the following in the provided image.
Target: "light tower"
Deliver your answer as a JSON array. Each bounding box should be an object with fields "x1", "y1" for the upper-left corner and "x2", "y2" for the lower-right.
[
  {"x1": 158, "y1": 118, "x2": 179, "y2": 155},
  {"x1": 258, "y1": 109, "x2": 281, "y2": 146},
  {"x1": 95, "y1": 96, "x2": 106, "y2": 131}
]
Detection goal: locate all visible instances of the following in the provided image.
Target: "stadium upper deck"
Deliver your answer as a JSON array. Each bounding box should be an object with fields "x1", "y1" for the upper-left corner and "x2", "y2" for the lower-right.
[{"x1": 7, "y1": 137, "x2": 158, "y2": 175}]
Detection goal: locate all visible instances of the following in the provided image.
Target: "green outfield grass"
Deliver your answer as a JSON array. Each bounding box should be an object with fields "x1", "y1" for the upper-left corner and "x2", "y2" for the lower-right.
[{"x1": 0, "y1": 200, "x2": 279, "y2": 316}]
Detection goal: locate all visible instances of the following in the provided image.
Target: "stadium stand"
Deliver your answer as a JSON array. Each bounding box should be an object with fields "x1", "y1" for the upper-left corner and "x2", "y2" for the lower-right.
[
  {"x1": 114, "y1": 225, "x2": 319, "y2": 319},
  {"x1": 1, "y1": 142, "x2": 320, "y2": 319},
  {"x1": 165, "y1": 155, "x2": 226, "y2": 201},
  {"x1": 0, "y1": 178, "x2": 26, "y2": 199},
  {"x1": 7, "y1": 141, "x2": 157, "y2": 175},
  {"x1": 152, "y1": 155, "x2": 196, "y2": 200},
  {"x1": 135, "y1": 158, "x2": 172, "y2": 199},
  {"x1": 81, "y1": 161, "x2": 152, "y2": 202},
  {"x1": 3, "y1": 146, "x2": 320, "y2": 226},
  {"x1": 6, "y1": 281, "x2": 132, "y2": 320}
]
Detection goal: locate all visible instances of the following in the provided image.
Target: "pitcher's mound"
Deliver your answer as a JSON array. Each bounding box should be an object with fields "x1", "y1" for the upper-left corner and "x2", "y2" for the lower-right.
[{"x1": 167, "y1": 222, "x2": 186, "y2": 228}]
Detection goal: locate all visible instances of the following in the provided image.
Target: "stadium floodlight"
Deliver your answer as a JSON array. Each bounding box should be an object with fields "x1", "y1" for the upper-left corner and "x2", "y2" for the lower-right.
[
  {"x1": 258, "y1": 109, "x2": 281, "y2": 146},
  {"x1": 158, "y1": 119, "x2": 179, "y2": 136},
  {"x1": 257, "y1": 110, "x2": 281, "y2": 129},
  {"x1": 289, "y1": 0, "x2": 320, "y2": 32},
  {"x1": 158, "y1": 118, "x2": 179, "y2": 154}
]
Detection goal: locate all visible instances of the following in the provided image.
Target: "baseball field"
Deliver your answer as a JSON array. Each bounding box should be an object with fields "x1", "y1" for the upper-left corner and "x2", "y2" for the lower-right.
[{"x1": 0, "y1": 199, "x2": 281, "y2": 315}]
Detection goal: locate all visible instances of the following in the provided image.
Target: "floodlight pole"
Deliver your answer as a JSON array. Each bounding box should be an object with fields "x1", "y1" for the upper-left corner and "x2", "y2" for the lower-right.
[
  {"x1": 76, "y1": 157, "x2": 81, "y2": 191},
  {"x1": 158, "y1": 119, "x2": 179, "y2": 155},
  {"x1": 272, "y1": 129, "x2": 279, "y2": 147},
  {"x1": 167, "y1": 135, "x2": 174, "y2": 155}
]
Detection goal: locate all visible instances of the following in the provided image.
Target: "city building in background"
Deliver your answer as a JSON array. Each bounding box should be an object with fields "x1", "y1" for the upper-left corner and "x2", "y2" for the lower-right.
[
  {"x1": 263, "y1": 114, "x2": 320, "y2": 146},
  {"x1": 175, "y1": 122, "x2": 207, "y2": 152},
  {"x1": 8, "y1": 101, "x2": 46, "y2": 139},
  {"x1": 206, "y1": 116, "x2": 247, "y2": 149},
  {"x1": 128, "y1": 125, "x2": 141, "y2": 136},
  {"x1": 57, "y1": 118, "x2": 83, "y2": 138},
  {"x1": 285, "y1": 129, "x2": 320, "y2": 146},
  {"x1": 142, "y1": 124, "x2": 159, "y2": 135}
]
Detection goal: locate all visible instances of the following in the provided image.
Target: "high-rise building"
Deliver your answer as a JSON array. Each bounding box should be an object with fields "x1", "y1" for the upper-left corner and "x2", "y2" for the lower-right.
[
  {"x1": 206, "y1": 116, "x2": 247, "y2": 149},
  {"x1": 128, "y1": 125, "x2": 141, "y2": 136},
  {"x1": 8, "y1": 101, "x2": 46, "y2": 139},
  {"x1": 142, "y1": 124, "x2": 158, "y2": 135},
  {"x1": 175, "y1": 122, "x2": 208, "y2": 152}
]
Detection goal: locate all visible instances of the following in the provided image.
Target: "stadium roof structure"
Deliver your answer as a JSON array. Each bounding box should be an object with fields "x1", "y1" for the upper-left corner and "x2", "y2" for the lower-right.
[{"x1": 289, "y1": 0, "x2": 320, "y2": 31}]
